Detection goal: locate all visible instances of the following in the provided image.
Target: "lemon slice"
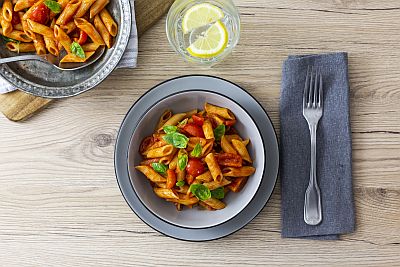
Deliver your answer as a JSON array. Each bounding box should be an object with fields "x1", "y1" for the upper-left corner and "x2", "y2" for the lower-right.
[
  {"x1": 187, "y1": 20, "x2": 228, "y2": 59},
  {"x1": 182, "y1": 3, "x2": 224, "y2": 34}
]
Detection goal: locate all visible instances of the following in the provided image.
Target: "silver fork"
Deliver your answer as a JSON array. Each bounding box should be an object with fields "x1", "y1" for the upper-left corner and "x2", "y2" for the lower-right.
[{"x1": 303, "y1": 67, "x2": 323, "y2": 226}]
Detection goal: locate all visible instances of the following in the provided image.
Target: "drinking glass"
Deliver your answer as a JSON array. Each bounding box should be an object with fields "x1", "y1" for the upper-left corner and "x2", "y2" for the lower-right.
[{"x1": 166, "y1": 0, "x2": 241, "y2": 66}]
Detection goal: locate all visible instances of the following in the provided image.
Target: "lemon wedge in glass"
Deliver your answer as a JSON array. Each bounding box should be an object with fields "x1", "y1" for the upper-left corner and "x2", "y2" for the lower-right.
[
  {"x1": 182, "y1": 3, "x2": 224, "y2": 34},
  {"x1": 187, "y1": 20, "x2": 228, "y2": 59}
]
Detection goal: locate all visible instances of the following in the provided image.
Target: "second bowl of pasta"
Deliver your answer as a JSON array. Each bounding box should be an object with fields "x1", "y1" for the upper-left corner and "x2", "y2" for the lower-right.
[
  {"x1": 128, "y1": 91, "x2": 265, "y2": 229},
  {"x1": 0, "y1": 0, "x2": 131, "y2": 97}
]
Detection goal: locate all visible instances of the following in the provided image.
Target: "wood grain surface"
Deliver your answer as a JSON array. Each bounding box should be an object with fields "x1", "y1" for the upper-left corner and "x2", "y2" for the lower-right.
[
  {"x1": 0, "y1": 0, "x2": 399, "y2": 266},
  {"x1": 0, "y1": 0, "x2": 174, "y2": 121}
]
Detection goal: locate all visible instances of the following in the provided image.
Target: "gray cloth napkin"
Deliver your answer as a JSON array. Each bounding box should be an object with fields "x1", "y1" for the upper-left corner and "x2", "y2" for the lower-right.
[
  {"x1": 280, "y1": 52, "x2": 355, "y2": 239},
  {"x1": 0, "y1": 0, "x2": 138, "y2": 94}
]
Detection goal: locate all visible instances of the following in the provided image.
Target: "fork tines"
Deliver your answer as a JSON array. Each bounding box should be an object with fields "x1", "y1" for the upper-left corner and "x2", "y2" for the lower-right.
[{"x1": 303, "y1": 67, "x2": 323, "y2": 109}]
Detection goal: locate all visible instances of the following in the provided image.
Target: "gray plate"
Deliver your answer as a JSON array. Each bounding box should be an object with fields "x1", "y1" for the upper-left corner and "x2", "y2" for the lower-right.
[
  {"x1": 0, "y1": 0, "x2": 131, "y2": 98},
  {"x1": 114, "y1": 75, "x2": 279, "y2": 241}
]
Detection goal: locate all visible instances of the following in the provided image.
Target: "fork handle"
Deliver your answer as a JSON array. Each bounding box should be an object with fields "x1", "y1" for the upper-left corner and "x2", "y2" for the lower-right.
[
  {"x1": 304, "y1": 124, "x2": 322, "y2": 225},
  {"x1": 0, "y1": 55, "x2": 46, "y2": 64}
]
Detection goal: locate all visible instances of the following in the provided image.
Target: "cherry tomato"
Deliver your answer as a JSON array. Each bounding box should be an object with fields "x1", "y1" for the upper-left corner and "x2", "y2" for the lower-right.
[
  {"x1": 183, "y1": 123, "x2": 204, "y2": 138},
  {"x1": 29, "y1": 3, "x2": 49, "y2": 25},
  {"x1": 77, "y1": 30, "x2": 88, "y2": 45},
  {"x1": 192, "y1": 114, "x2": 204, "y2": 126},
  {"x1": 186, "y1": 158, "x2": 205, "y2": 177},
  {"x1": 11, "y1": 11, "x2": 20, "y2": 25}
]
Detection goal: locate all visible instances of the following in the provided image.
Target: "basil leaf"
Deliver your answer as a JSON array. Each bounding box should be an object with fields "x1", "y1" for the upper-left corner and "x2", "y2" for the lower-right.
[
  {"x1": 151, "y1": 162, "x2": 167, "y2": 174},
  {"x1": 1, "y1": 35, "x2": 19, "y2": 44},
  {"x1": 163, "y1": 132, "x2": 189, "y2": 149},
  {"x1": 163, "y1": 134, "x2": 174, "y2": 145},
  {"x1": 44, "y1": 0, "x2": 61, "y2": 13},
  {"x1": 211, "y1": 187, "x2": 225, "y2": 199},
  {"x1": 173, "y1": 133, "x2": 189, "y2": 148},
  {"x1": 191, "y1": 143, "x2": 202, "y2": 157},
  {"x1": 189, "y1": 184, "x2": 211, "y2": 201},
  {"x1": 70, "y1": 41, "x2": 85, "y2": 59},
  {"x1": 163, "y1": 125, "x2": 177, "y2": 134},
  {"x1": 176, "y1": 180, "x2": 185, "y2": 187},
  {"x1": 213, "y1": 124, "x2": 226, "y2": 141},
  {"x1": 178, "y1": 153, "x2": 188, "y2": 171}
]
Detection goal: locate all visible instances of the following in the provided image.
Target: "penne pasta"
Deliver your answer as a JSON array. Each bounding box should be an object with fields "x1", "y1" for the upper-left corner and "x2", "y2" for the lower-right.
[
  {"x1": 227, "y1": 177, "x2": 248, "y2": 192},
  {"x1": 81, "y1": 42, "x2": 101, "y2": 51},
  {"x1": 93, "y1": 14, "x2": 112, "y2": 48},
  {"x1": 89, "y1": 0, "x2": 109, "y2": 19},
  {"x1": 231, "y1": 139, "x2": 252, "y2": 163},
  {"x1": 32, "y1": 33, "x2": 46, "y2": 54},
  {"x1": 99, "y1": 8, "x2": 117, "y2": 36},
  {"x1": 74, "y1": 18, "x2": 105, "y2": 45},
  {"x1": 59, "y1": 51, "x2": 95, "y2": 63},
  {"x1": 201, "y1": 198, "x2": 226, "y2": 210},
  {"x1": 168, "y1": 154, "x2": 179, "y2": 170},
  {"x1": 60, "y1": 21, "x2": 77, "y2": 34},
  {"x1": 156, "y1": 110, "x2": 172, "y2": 131},
  {"x1": 6, "y1": 41, "x2": 35, "y2": 52},
  {"x1": 176, "y1": 167, "x2": 185, "y2": 182},
  {"x1": 56, "y1": 0, "x2": 82, "y2": 25},
  {"x1": 145, "y1": 145, "x2": 174, "y2": 158},
  {"x1": 53, "y1": 24, "x2": 71, "y2": 52},
  {"x1": 208, "y1": 113, "x2": 225, "y2": 126},
  {"x1": 74, "y1": 0, "x2": 96, "y2": 18},
  {"x1": 135, "y1": 165, "x2": 166, "y2": 183},
  {"x1": 201, "y1": 139, "x2": 214, "y2": 156},
  {"x1": 154, "y1": 188, "x2": 179, "y2": 199},
  {"x1": 19, "y1": 12, "x2": 36, "y2": 39},
  {"x1": 3, "y1": 0, "x2": 14, "y2": 22},
  {"x1": 158, "y1": 113, "x2": 186, "y2": 131},
  {"x1": 202, "y1": 119, "x2": 214, "y2": 139},
  {"x1": 14, "y1": 0, "x2": 38, "y2": 12},
  {"x1": 224, "y1": 134, "x2": 243, "y2": 142},
  {"x1": 205, "y1": 153, "x2": 223, "y2": 182},
  {"x1": 27, "y1": 19, "x2": 54, "y2": 38},
  {"x1": 58, "y1": 0, "x2": 70, "y2": 9},
  {"x1": 205, "y1": 102, "x2": 235, "y2": 120},
  {"x1": 222, "y1": 166, "x2": 256, "y2": 177},
  {"x1": 155, "y1": 183, "x2": 167, "y2": 189},
  {"x1": 221, "y1": 135, "x2": 237, "y2": 154},
  {"x1": 0, "y1": 8, "x2": 13, "y2": 36},
  {"x1": 4, "y1": 30, "x2": 31, "y2": 42},
  {"x1": 195, "y1": 171, "x2": 213, "y2": 182},
  {"x1": 159, "y1": 148, "x2": 178, "y2": 165},
  {"x1": 203, "y1": 178, "x2": 231, "y2": 190}
]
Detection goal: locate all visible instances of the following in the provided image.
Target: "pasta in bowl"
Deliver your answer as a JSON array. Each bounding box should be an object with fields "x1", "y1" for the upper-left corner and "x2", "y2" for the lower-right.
[
  {"x1": 0, "y1": 0, "x2": 131, "y2": 97},
  {"x1": 0, "y1": 0, "x2": 117, "y2": 62},
  {"x1": 128, "y1": 91, "x2": 265, "y2": 228}
]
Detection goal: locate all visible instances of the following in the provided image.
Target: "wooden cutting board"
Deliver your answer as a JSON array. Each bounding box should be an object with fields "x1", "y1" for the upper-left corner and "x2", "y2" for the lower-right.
[{"x1": 0, "y1": 0, "x2": 174, "y2": 121}]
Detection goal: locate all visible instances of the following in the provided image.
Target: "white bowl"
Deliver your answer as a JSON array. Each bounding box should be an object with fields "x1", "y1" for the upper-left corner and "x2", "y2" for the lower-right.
[{"x1": 128, "y1": 90, "x2": 265, "y2": 229}]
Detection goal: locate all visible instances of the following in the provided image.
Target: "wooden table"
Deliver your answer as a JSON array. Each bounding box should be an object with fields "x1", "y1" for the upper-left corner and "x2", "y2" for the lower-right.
[{"x1": 0, "y1": 1, "x2": 399, "y2": 266}]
